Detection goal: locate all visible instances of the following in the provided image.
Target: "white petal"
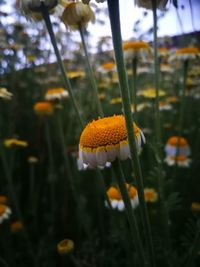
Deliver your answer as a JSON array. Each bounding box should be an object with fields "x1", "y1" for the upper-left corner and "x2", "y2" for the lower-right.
[
  {"x1": 111, "y1": 200, "x2": 118, "y2": 209},
  {"x1": 119, "y1": 141, "x2": 130, "y2": 160},
  {"x1": 106, "y1": 145, "x2": 119, "y2": 162},
  {"x1": 96, "y1": 149, "x2": 107, "y2": 166},
  {"x1": 118, "y1": 200, "x2": 125, "y2": 211}
]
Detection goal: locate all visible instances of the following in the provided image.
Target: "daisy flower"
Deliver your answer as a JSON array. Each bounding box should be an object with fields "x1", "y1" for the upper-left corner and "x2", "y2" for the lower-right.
[
  {"x1": 123, "y1": 41, "x2": 151, "y2": 62},
  {"x1": 45, "y1": 88, "x2": 69, "y2": 101},
  {"x1": 164, "y1": 155, "x2": 191, "y2": 167},
  {"x1": 165, "y1": 136, "x2": 191, "y2": 157},
  {"x1": 0, "y1": 204, "x2": 11, "y2": 224},
  {"x1": 79, "y1": 115, "x2": 145, "y2": 168}
]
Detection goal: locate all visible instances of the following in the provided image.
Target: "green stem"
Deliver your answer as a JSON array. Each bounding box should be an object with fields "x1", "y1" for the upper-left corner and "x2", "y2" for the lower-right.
[
  {"x1": 151, "y1": 1, "x2": 172, "y2": 266},
  {"x1": 112, "y1": 160, "x2": 146, "y2": 267},
  {"x1": 56, "y1": 112, "x2": 77, "y2": 203},
  {"x1": 107, "y1": 1, "x2": 155, "y2": 266},
  {"x1": 40, "y1": 3, "x2": 85, "y2": 127},
  {"x1": 132, "y1": 57, "x2": 138, "y2": 117},
  {"x1": 79, "y1": 25, "x2": 104, "y2": 117},
  {"x1": 45, "y1": 119, "x2": 56, "y2": 225}
]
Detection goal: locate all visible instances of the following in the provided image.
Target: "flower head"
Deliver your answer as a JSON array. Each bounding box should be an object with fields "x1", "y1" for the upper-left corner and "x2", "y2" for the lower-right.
[
  {"x1": 4, "y1": 138, "x2": 28, "y2": 148},
  {"x1": 28, "y1": 156, "x2": 39, "y2": 164},
  {"x1": 10, "y1": 221, "x2": 23, "y2": 233},
  {"x1": 67, "y1": 70, "x2": 85, "y2": 79},
  {"x1": 61, "y1": 2, "x2": 95, "y2": 30},
  {"x1": 57, "y1": 239, "x2": 74, "y2": 255},
  {"x1": 98, "y1": 61, "x2": 116, "y2": 73},
  {"x1": 0, "y1": 204, "x2": 11, "y2": 224},
  {"x1": 106, "y1": 184, "x2": 139, "y2": 211},
  {"x1": 33, "y1": 101, "x2": 54, "y2": 116},
  {"x1": 144, "y1": 188, "x2": 158, "y2": 202},
  {"x1": 45, "y1": 88, "x2": 69, "y2": 101},
  {"x1": 123, "y1": 41, "x2": 151, "y2": 61},
  {"x1": 0, "y1": 88, "x2": 13, "y2": 100},
  {"x1": 169, "y1": 47, "x2": 200, "y2": 62},
  {"x1": 79, "y1": 115, "x2": 145, "y2": 168},
  {"x1": 19, "y1": 0, "x2": 58, "y2": 13},
  {"x1": 135, "y1": 0, "x2": 168, "y2": 10},
  {"x1": 165, "y1": 136, "x2": 191, "y2": 157},
  {"x1": 138, "y1": 88, "x2": 166, "y2": 98},
  {"x1": 191, "y1": 202, "x2": 200, "y2": 213}
]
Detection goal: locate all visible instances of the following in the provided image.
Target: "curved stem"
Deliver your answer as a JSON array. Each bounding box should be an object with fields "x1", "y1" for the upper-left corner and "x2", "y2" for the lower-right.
[
  {"x1": 112, "y1": 160, "x2": 146, "y2": 267},
  {"x1": 79, "y1": 25, "x2": 104, "y2": 117},
  {"x1": 40, "y1": 4, "x2": 85, "y2": 127},
  {"x1": 107, "y1": 1, "x2": 155, "y2": 266}
]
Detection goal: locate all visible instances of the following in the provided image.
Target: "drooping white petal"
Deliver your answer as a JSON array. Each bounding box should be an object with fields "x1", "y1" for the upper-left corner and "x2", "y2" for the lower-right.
[
  {"x1": 96, "y1": 148, "x2": 107, "y2": 166},
  {"x1": 118, "y1": 200, "x2": 125, "y2": 211},
  {"x1": 119, "y1": 141, "x2": 130, "y2": 160},
  {"x1": 106, "y1": 145, "x2": 119, "y2": 162}
]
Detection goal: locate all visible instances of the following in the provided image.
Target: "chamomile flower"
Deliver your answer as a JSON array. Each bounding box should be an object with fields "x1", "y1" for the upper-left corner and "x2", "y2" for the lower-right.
[
  {"x1": 144, "y1": 188, "x2": 158, "y2": 202},
  {"x1": 106, "y1": 185, "x2": 139, "y2": 211},
  {"x1": 61, "y1": 2, "x2": 95, "y2": 30},
  {"x1": 165, "y1": 136, "x2": 191, "y2": 157},
  {"x1": 123, "y1": 41, "x2": 151, "y2": 62},
  {"x1": 57, "y1": 239, "x2": 74, "y2": 255},
  {"x1": 4, "y1": 139, "x2": 28, "y2": 148},
  {"x1": 0, "y1": 204, "x2": 11, "y2": 224},
  {"x1": 79, "y1": 115, "x2": 145, "y2": 168},
  {"x1": 45, "y1": 88, "x2": 69, "y2": 101},
  {"x1": 33, "y1": 101, "x2": 54, "y2": 116},
  {"x1": 169, "y1": 47, "x2": 200, "y2": 62},
  {"x1": 0, "y1": 88, "x2": 13, "y2": 100}
]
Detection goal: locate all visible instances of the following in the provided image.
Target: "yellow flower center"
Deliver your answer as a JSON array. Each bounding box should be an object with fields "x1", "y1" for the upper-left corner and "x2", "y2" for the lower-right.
[
  {"x1": 80, "y1": 115, "x2": 140, "y2": 149},
  {"x1": 123, "y1": 41, "x2": 150, "y2": 50},
  {"x1": 167, "y1": 136, "x2": 188, "y2": 147}
]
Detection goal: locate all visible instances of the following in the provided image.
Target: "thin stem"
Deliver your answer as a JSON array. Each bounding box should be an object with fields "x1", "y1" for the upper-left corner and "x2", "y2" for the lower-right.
[
  {"x1": 40, "y1": 3, "x2": 85, "y2": 127},
  {"x1": 132, "y1": 57, "x2": 138, "y2": 117},
  {"x1": 107, "y1": 1, "x2": 155, "y2": 267},
  {"x1": 112, "y1": 160, "x2": 146, "y2": 267},
  {"x1": 151, "y1": 1, "x2": 172, "y2": 266},
  {"x1": 79, "y1": 25, "x2": 104, "y2": 117},
  {"x1": 185, "y1": 229, "x2": 200, "y2": 267}
]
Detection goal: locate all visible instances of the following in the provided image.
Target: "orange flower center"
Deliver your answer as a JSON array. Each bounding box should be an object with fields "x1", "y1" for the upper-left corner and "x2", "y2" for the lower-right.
[
  {"x1": 101, "y1": 62, "x2": 115, "y2": 70},
  {"x1": 80, "y1": 115, "x2": 140, "y2": 148},
  {"x1": 167, "y1": 136, "x2": 188, "y2": 147},
  {"x1": 169, "y1": 155, "x2": 187, "y2": 162},
  {"x1": 123, "y1": 41, "x2": 150, "y2": 50},
  {"x1": 176, "y1": 47, "x2": 199, "y2": 54},
  {"x1": 46, "y1": 88, "x2": 65, "y2": 95},
  {"x1": 33, "y1": 102, "x2": 54, "y2": 112},
  {"x1": 0, "y1": 204, "x2": 6, "y2": 215},
  {"x1": 107, "y1": 187, "x2": 121, "y2": 200}
]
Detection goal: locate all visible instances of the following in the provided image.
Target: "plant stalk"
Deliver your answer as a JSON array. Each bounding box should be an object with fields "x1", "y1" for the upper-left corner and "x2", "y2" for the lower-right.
[{"x1": 107, "y1": 1, "x2": 155, "y2": 266}]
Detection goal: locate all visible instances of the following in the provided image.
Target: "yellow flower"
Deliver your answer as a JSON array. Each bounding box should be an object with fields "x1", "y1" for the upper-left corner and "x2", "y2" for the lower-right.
[
  {"x1": 67, "y1": 70, "x2": 85, "y2": 79},
  {"x1": 169, "y1": 47, "x2": 200, "y2": 62},
  {"x1": 144, "y1": 188, "x2": 158, "y2": 202},
  {"x1": 10, "y1": 221, "x2": 23, "y2": 233},
  {"x1": 79, "y1": 115, "x2": 145, "y2": 168},
  {"x1": 45, "y1": 88, "x2": 69, "y2": 101},
  {"x1": 4, "y1": 139, "x2": 28, "y2": 148},
  {"x1": 33, "y1": 101, "x2": 54, "y2": 116},
  {"x1": 0, "y1": 87, "x2": 13, "y2": 100},
  {"x1": 57, "y1": 239, "x2": 74, "y2": 255},
  {"x1": 0, "y1": 196, "x2": 7, "y2": 204},
  {"x1": 123, "y1": 41, "x2": 151, "y2": 61},
  {"x1": 0, "y1": 204, "x2": 11, "y2": 224},
  {"x1": 165, "y1": 96, "x2": 179, "y2": 103},
  {"x1": 158, "y1": 47, "x2": 169, "y2": 57},
  {"x1": 61, "y1": 2, "x2": 95, "y2": 30},
  {"x1": 138, "y1": 88, "x2": 166, "y2": 98},
  {"x1": 98, "y1": 93, "x2": 106, "y2": 100},
  {"x1": 110, "y1": 97, "x2": 122, "y2": 104}
]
